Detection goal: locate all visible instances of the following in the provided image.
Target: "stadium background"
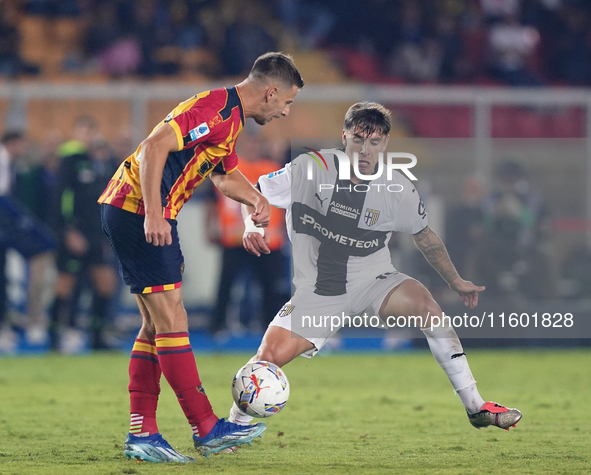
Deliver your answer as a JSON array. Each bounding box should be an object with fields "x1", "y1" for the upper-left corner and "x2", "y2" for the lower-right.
[{"x1": 1, "y1": 0, "x2": 591, "y2": 352}]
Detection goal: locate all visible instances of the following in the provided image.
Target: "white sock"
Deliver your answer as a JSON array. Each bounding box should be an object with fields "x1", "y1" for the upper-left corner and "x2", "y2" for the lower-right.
[
  {"x1": 228, "y1": 355, "x2": 258, "y2": 425},
  {"x1": 421, "y1": 325, "x2": 485, "y2": 414},
  {"x1": 229, "y1": 401, "x2": 254, "y2": 425}
]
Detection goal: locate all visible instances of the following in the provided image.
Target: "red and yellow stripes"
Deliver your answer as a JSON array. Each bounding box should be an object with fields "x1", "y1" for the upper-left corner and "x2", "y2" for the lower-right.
[
  {"x1": 155, "y1": 332, "x2": 192, "y2": 355},
  {"x1": 130, "y1": 339, "x2": 159, "y2": 364},
  {"x1": 142, "y1": 281, "x2": 182, "y2": 294}
]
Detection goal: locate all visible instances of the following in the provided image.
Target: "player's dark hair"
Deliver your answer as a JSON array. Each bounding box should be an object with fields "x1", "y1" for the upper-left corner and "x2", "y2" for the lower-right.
[
  {"x1": 249, "y1": 52, "x2": 304, "y2": 89},
  {"x1": 343, "y1": 102, "x2": 392, "y2": 137},
  {"x1": 1, "y1": 130, "x2": 24, "y2": 144}
]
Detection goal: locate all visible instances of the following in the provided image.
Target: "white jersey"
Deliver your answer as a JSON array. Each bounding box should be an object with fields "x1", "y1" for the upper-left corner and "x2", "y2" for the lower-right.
[{"x1": 258, "y1": 152, "x2": 428, "y2": 296}]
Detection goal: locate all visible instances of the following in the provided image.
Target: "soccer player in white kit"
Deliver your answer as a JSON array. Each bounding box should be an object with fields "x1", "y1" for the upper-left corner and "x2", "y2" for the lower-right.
[{"x1": 230, "y1": 102, "x2": 522, "y2": 431}]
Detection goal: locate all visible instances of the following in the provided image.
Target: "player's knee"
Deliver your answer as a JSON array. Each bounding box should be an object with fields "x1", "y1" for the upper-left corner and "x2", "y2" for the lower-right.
[
  {"x1": 140, "y1": 322, "x2": 156, "y2": 341},
  {"x1": 417, "y1": 299, "x2": 442, "y2": 329}
]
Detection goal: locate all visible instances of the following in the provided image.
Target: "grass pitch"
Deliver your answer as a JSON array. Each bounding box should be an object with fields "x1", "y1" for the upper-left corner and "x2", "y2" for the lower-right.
[{"x1": 0, "y1": 349, "x2": 589, "y2": 475}]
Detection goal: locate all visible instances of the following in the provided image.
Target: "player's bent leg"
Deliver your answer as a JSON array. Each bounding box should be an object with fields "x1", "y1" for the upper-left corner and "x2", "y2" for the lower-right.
[
  {"x1": 139, "y1": 288, "x2": 218, "y2": 435},
  {"x1": 378, "y1": 279, "x2": 521, "y2": 429},
  {"x1": 379, "y1": 280, "x2": 484, "y2": 411},
  {"x1": 138, "y1": 288, "x2": 267, "y2": 454},
  {"x1": 228, "y1": 326, "x2": 314, "y2": 426},
  {"x1": 256, "y1": 325, "x2": 315, "y2": 367},
  {"x1": 138, "y1": 288, "x2": 188, "y2": 334}
]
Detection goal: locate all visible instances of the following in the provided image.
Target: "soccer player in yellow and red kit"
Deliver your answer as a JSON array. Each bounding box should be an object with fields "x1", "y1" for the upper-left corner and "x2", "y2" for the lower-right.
[{"x1": 99, "y1": 52, "x2": 304, "y2": 462}]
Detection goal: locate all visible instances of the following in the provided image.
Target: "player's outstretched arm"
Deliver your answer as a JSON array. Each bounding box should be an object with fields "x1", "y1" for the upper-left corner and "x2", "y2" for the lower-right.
[
  {"x1": 210, "y1": 169, "x2": 271, "y2": 227},
  {"x1": 139, "y1": 124, "x2": 180, "y2": 246},
  {"x1": 412, "y1": 225, "x2": 485, "y2": 308},
  {"x1": 240, "y1": 203, "x2": 270, "y2": 257}
]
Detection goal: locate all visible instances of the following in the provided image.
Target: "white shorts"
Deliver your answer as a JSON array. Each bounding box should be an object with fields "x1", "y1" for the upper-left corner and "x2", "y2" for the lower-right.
[{"x1": 269, "y1": 271, "x2": 413, "y2": 357}]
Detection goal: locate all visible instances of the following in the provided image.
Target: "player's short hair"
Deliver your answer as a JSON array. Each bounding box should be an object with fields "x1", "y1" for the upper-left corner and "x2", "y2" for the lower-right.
[
  {"x1": 343, "y1": 102, "x2": 392, "y2": 137},
  {"x1": 249, "y1": 52, "x2": 305, "y2": 89}
]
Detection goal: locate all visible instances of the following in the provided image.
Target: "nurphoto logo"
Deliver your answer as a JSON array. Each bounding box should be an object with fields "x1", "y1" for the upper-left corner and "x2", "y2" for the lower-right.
[{"x1": 304, "y1": 147, "x2": 418, "y2": 193}]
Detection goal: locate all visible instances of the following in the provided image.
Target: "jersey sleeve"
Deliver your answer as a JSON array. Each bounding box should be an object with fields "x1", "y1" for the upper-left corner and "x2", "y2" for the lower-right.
[
  {"x1": 393, "y1": 180, "x2": 428, "y2": 234},
  {"x1": 257, "y1": 162, "x2": 292, "y2": 209},
  {"x1": 212, "y1": 149, "x2": 238, "y2": 175},
  {"x1": 167, "y1": 105, "x2": 215, "y2": 151}
]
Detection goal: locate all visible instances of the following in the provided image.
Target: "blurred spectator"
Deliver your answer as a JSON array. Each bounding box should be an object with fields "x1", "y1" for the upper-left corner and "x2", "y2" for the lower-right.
[
  {"x1": 550, "y1": 3, "x2": 591, "y2": 85},
  {"x1": 221, "y1": 0, "x2": 278, "y2": 76},
  {"x1": 49, "y1": 117, "x2": 119, "y2": 353},
  {"x1": 480, "y1": 0, "x2": 520, "y2": 23},
  {"x1": 4, "y1": 0, "x2": 589, "y2": 85},
  {"x1": 0, "y1": 132, "x2": 22, "y2": 352},
  {"x1": 24, "y1": 0, "x2": 81, "y2": 17},
  {"x1": 435, "y1": 15, "x2": 464, "y2": 82},
  {"x1": 275, "y1": 0, "x2": 335, "y2": 50},
  {"x1": 0, "y1": 3, "x2": 39, "y2": 77},
  {"x1": 84, "y1": 3, "x2": 123, "y2": 60},
  {"x1": 389, "y1": 38, "x2": 443, "y2": 82},
  {"x1": 206, "y1": 133, "x2": 289, "y2": 336},
  {"x1": 0, "y1": 131, "x2": 54, "y2": 352},
  {"x1": 84, "y1": 2, "x2": 142, "y2": 76},
  {"x1": 170, "y1": 0, "x2": 207, "y2": 50},
  {"x1": 131, "y1": 0, "x2": 180, "y2": 76},
  {"x1": 13, "y1": 131, "x2": 61, "y2": 345},
  {"x1": 488, "y1": 13, "x2": 541, "y2": 85},
  {"x1": 388, "y1": 3, "x2": 443, "y2": 82},
  {"x1": 261, "y1": 136, "x2": 290, "y2": 165},
  {"x1": 470, "y1": 160, "x2": 556, "y2": 300},
  {"x1": 113, "y1": 128, "x2": 134, "y2": 161},
  {"x1": 445, "y1": 175, "x2": 486, "y2": 277},
  {"x1": 561, "y1": 246, "x2": 591, "y2": 299}
]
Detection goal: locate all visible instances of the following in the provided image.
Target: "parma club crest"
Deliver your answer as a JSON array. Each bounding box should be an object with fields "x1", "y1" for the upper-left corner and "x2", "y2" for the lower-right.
[
  {"x1": 364, "y1": 208, "x2": 380, "y2": 226},
  {"x1": 277, "y1": 304, "x2": 295, "y2": 317}
]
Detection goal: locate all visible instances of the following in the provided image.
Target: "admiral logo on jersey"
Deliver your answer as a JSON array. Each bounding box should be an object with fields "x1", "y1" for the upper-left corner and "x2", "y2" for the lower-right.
[{"x1": 329, "y1": 201, "x2": 359, "y2": 220}]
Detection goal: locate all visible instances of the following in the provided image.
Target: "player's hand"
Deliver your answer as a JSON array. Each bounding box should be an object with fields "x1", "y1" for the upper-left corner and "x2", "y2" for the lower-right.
[
  {"x1": 449, "y1": 278, "x2": 485, "y2": 309},
  {"x1": 65, "y1": 229, "x2": 88, "y2": 256},
  {"x1": 243, "y1": 230, "x2": 271, "y2": 257},
  {"x1": 251, "y1": 196, "x2": 271, "y2": 228},
  {"x1": 144, "y1": 213, "x2": 172, "y2": 246}
]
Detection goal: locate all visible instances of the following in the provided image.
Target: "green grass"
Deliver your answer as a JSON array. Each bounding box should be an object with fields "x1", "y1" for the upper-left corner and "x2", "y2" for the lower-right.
[{"x1": 0, "y1": 350, "x2": 590, "y2": 474}]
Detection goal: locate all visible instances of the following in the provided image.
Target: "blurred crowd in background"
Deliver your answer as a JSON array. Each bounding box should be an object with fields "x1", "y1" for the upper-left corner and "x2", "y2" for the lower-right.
[
  {"x1": 0, "y1": 117, "x2": 295, "y2": 353},
  {"x1": 0, "y1": 0, "x2": 590, "y2": 85},
  {"x1": 0, "y1": 0, "x2": 590, "y2": 354},
  {"x1": 1, "y1": 114, "x2": 589, "y2": 354}
]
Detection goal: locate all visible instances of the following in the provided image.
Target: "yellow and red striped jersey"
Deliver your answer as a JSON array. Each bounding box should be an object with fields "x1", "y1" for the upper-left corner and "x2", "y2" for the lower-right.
[{"x1": 98, "y1": 87, "x2": 244, "y2": 219}]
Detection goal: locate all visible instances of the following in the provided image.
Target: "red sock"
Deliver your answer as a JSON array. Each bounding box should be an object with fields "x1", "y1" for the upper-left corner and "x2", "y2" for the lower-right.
[
  {"x1": 128, "y1": 339, "x2": 161, "y2": 436},
  {"x1": 155, "y1": 332, "x2": 218, "y2": 436}
]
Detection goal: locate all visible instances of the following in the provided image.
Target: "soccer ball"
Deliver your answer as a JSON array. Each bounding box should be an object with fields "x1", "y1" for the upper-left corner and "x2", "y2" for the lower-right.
[{"x1": 231, "y1": 361, "x2": 290, "y2": 418}]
